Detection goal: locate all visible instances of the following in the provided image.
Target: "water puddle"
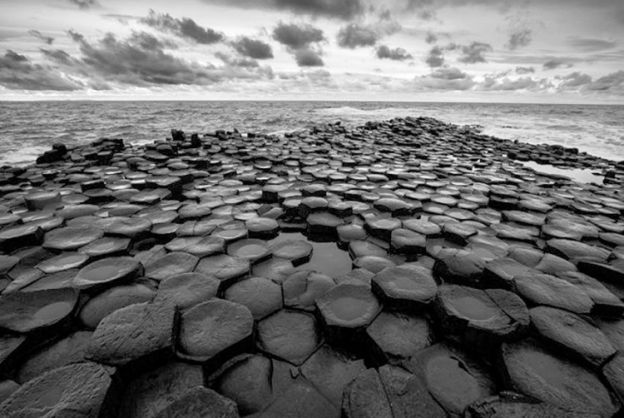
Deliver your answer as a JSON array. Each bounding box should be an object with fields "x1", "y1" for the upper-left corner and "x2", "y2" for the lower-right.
[{"x1": 269, "y1": 232, "x2": 352, "y2": 278}]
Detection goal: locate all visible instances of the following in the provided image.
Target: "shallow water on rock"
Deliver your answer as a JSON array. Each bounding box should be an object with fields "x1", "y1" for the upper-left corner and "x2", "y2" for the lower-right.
[
  {"x1": 269, "y1": 232, "x2": 352, "y2": 278},
  {"x1": 523, "y1": 161, "x2": 604, "y2": 184}
]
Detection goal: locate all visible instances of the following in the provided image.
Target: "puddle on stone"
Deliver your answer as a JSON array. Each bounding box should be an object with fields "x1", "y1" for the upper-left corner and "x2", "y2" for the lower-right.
[
  {"x1": 523, "y1": 161, "x2": 604, "y2": 184},
  {"x1": 269, "y1": 232, "x2": 352, "y2": 278}
]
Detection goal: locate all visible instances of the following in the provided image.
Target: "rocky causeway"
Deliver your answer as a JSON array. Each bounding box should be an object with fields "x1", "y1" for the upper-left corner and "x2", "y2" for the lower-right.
[{"x1": 0, "y1": 116, "x2": 623, "y2": 417}]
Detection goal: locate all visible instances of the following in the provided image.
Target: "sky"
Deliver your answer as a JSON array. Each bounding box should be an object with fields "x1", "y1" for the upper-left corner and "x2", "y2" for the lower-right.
[{"x1": 0, "y1": 0, "x2": 623, "y2": 102}]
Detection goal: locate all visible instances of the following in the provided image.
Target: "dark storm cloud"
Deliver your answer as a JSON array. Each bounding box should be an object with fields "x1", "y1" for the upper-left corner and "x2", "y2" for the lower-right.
[
  {"x1": 201, "y1": 0, "x2": 364, "y2": 20},
  {"x1": 337, "y1": 24, "x2": 378, "y2": 48},
  {"x1": 543, "y1": 58, "x2": 573, "y2": 70},
  {"x1": 295, "y1": 49, "x2": 324, "y2": 66},
  {"x1": 66, "y1": 30, "x2": 272, "y2": 86},
  {"x1": 231, "y1": 37, "x2": 273, "y2": 59},
  {"x1": 376, "y1": 45, "x2": 412, "y2": 61},
  {"x1": 141, "y1": 10, "x2": 223, "y2": 44},
  {"x1": 458, "y1": 42, "x2": 492, "y2": 64},
  {"x1": 272, "y1": 22, "x2": 325, "y2": 49},
  {"x1": 425, "y1": 46, "x2": 444, "y2": 67},
  {"x1": 68, "y1": 0, "x2": 98, "y2": 9},
  {"x1": 0, "y1": 50, "x2": 79, "y2": 90},
  {"x1": 507, "y1": 29, "x2": 532, "y2": 50},
  {"x1": 28, "y1": 30, "x2": 54, "y2": 45},
  {"x1": 567, "y1": 37, "x2": 617, "y2": 51},
  {"x1": 515, "y1": 66, "x2": 535, "y2": 74}
]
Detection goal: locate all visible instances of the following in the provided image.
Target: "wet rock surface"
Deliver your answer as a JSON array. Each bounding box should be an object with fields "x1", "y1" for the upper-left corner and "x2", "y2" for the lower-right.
[{"x1": 0, "y1": 116, "x2": 623, "y2": 416}]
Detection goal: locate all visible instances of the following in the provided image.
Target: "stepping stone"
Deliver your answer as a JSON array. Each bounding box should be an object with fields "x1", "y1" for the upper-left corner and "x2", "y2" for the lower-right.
[
  {"x1": 104, "y1": 216, "x2": 152, "y2": 238},
  {"x1": 529, "y1": 306, "x2": 616, "y2": 367},
  {"x1": 78, "y1": 236, "x2": 130, "y2": 258},
  {"x1": 557, "y1": 271, "x2": 624, "y2": 315},
  {"x1": 257, "y1": 310, "x2": 320, "y2": 365},
  {"x1": 300, "y1": 345, "x2": 366, "y2": 407},
  {"x1": 0, "y1": 362, "x2": 113, "y2": 418},
  {"x1": 371, "y1": 264, "x2": 437, "y2": 310},
  {"x1": 195, "y1": 254, "x2": 250, "y2": 289},
  {"x1": 180, "y1": 236, "x2": 225, "y2": 257},
  {"x1": 545, "y1": 239, "x2": 610, "y2": 263},
  {"x1": 0, "y1": 224, "x2": 43, "y2": 251},
  {"x1": 299, "y1": 196, "x2": 329, "y2": 217},
  {"x1": 43, "y1": 225, "x2": 103, "y2": 251},
  {"x1": 176, "y1": 299, "x2": 253, "y2": 364},
  {"x1": 603, "y1": 355, "x2": 624, "y2": 405},
  {"x1": 433, "y1": 250, "x2": 487, "y2": 287},
  {"x1": 212, "y1": 228, "x2": 248, "y2": 243},
  {"x1": 260, "y1": 379, "x2": 338, "y2": 418},
  {"x1": 501, "y1": 338, "x2": 618, "y2": 416},
  {"x1": 365, "y1": 217, "x2": 402, "y2": 241},
  {"x1": 24, "y1": 191, "x2": 61, "y2": 211},
  {"x1": 0, "y1": 336, "x2": 26, "y2": 373},
  {"x1": 366, "y1": 311, "x2": 433, "y2": 364},
  {"x1": 0, "y1": 381, "x2": 18, "y2": 404},
  {"x1": 390, "y1": 228, "x2": 426, "y2": 254},
  {"x1": 210, "y1": 354, "x2": 294, "y2": 415},
  {"x1": 224, "y1": 277, "x2": 282, "y2": 320},
  {"x1": 535, "y1": 253, "x2": 578, "y2": 275},
  {"x1": 578, "y1": 260, "x2": 624, "y2": 286},
  {"x1": 283, "y1": 270, "x2": 335, "y2": 311},
  {"x1": 378, "y1": 365, "x2": 446, "y2": 418},
  {"x1": 226, "y1": 238, "x2": 271, "y2": 264},
  {"x1": 403, "y1": 219, "x2": 441, "y2": 237},
  {"x1": 35, "y1": 252, "x2": 89, "y2": 274},
  {"x1": 374, "y1": 198, "x2": 413, "y2": 216},
  {"x1": 0, "y1": 288, "x2": 78, "y2": 333},
  {"x1": 353, "y1": 255, "x2": 396, "y2": 274},
  {"x1": 348, "y1": 240, "x2": 386, "y2": 258},
  {"x1": 402, "y1": 343, "x2": 496, "y2": 416},
  {"x1": 514, "y1": 272, "x2": 593, "y2": 314},
  {"x1": 341, "y1": 368, "x2": 392, "y2": 418},
  {"x1": 155, "y1": 272, "x2": 219, "y2": 310},
  {"x1": 145, "y1": 251, "x2": 198, "y2": 281},
  {"x1": 465, "y1": 392, "x2": 590, "y2": 418},
  {"x1": 443, "y1": 222, "x2": 477, "y2": 245},
  {"x1": 87, "y1": 301, "x2": 175, "y2": 367},
  {"x1": 337, "y1": 224, "x2": 367, "y2": 243},
  {"x1": 20, "y1": 268, "x2": 77, "y2": 292},
  {"x1": 16, "y1": 331, "x2": 92, "y2": 383},
  {"x1": 502, "y1": 210, "x2": 545, "y2": 226},
  {"x1": 73, "y1": 256, "x2": 143, "y2": 290},
  {"x1": 251, "y1": 257, "x2": 294, "y2": 281},
  {"x1": 307, "y1": 212, "x2": 343, "y2": 238},
  {"x1": 483, "y1": 257, "x2": 532, "y2": 289},
  {"x1": 118, "y1": 361, "x2": 204, "y2": 418},
  {"x1": 270, "y1": 239, "x2": 313, "y2": 265},
  {"x1": 246, "y1": 217, "x2": 279, "y2": 239},
  {"x1": 434, "y1": 285, "x2": 528, "y2": 348},
  {"x1": 316, "y1": 283, "x2": 381, "y2": 346},
  {"x1": 79, "y1": 283, "x2": 156, "y2": 328},
  {"x1": 152, "y1": 386, "x2": 238, "y2": 418}
]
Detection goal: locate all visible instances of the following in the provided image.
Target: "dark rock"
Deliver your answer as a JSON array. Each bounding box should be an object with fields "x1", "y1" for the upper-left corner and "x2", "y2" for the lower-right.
[
  {"x1": 433, "y1": 250, "x2": 487, "y2": 287},
  {"x1": 371, "y1": 264, "x2": 437, "y2": 310},
  {"x1": 195, "y1": 254, "x2": 250, "y2": 289},
  {"x1": 43, "y1": 225, "x2": 103, "y2": 251},
  {"x1": 156, "y1": 272, "x2": 219, "y2": 310},
  {"x1": 73, "y1": 256, "x2": 143, "y2": 290},
  {"x1": 0, "y1": 288, "x2": 78, "y2": 333},
  {"x1": 366, "y1": 311, "x2": 433, "y2": 364},
  {"x1": 80, "y1": 283, "x2": 156, "y2": 328},
  {"x1": 145, "y1": 251, "x2": 199, "y2": 281},
  {"x1": 465, "y1": 392, "x2": 594, "y2": 418},
  {"x1": 224, "y1": 276, "x2": 282, "y2": 320},
  {"x1": 257, "y1": 309, "x2": 320, "y2": 365},
  {"x1": 514, "y1": 272, "x2": 593, "y2": 313}
]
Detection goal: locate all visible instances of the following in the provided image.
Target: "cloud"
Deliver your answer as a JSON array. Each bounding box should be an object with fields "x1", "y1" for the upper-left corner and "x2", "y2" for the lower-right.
[
  {"x1": 68, "y1": 0, "x2": 98, "y2": 9},
  {"x1": 141, "y1": 10, "x2": 223, "y2": 44},
  {"x1": 425, "y1": 45, "x2": 444, "y2": 67},
  {"x1": 507, "y1": 29, "x2": 532, "y2": 50},
  {"x1": 376, "y1": 45, "x2": 412, "y2": 61},
  {"x1": 458, "y1": 41, "x2": 492, "y2": 63},
  {"x1": 337, "y1": 24, "x2": 378, "y2": 48},
  {"x1": 272, "y1": 22, "x2": 324, "y2": 49},
  {"x1": 201, "y1": 0, "x2": 364, "y2": 20},
  {"x1": 66, "y1": 30, "x2": 272, "y2": 86},
  {"x1": 515, "y1": 66, "x2": 535, "y2": 74},
  {"x1": 295, "y1": 49, "x2": 324, "y2": 66},
  {"x1": 215, "y1": 52, "x2": 259, "y2": 68},
  {"x1": 481, "y1": 76, "x2": 544, "y2": 91},
  {"x1": 425, "y1": 32, "x2": 437, "y2": 44},
  {"x1": 28, "y1": 30, "x2": 54, "y2": 45},
  {"x1": 430, "y1": 66, "x2": 469, "y2": 80},
  {"x1": 0, "y1": 50, "x2": 80, "y2": 90},
  {"x1": 231, "y1": 37, "x2": 273, "y2": 59},
  {"x1": 559, "y1": 72, "x2": 592, "y2": 88},
  {"x1": 543, "y1": 58, "x2": 573, "y2": 70},
  {"x1": 585, "y1": 70, "x2": 624, "y2": 92},
  {"x1": 567, "y1": 37, "x2": 617, "y2": 51},
  {"x1": 416, "y1": 67, "x2": 475, "y2": 90}
]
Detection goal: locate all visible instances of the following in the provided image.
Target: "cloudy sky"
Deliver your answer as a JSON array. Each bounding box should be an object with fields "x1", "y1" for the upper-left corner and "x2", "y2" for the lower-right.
[{"x1": 0, "y1": 0, "x2": 623, "y2": 102}]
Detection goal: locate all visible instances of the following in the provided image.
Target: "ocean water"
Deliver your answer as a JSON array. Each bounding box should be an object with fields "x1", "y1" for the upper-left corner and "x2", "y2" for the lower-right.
[{"x1": 0, "y1": 101, "x2": 623, "y2": 165}]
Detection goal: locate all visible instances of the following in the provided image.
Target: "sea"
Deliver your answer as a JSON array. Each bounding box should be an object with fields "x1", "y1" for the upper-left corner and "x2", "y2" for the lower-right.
[{"x1": 1, "y1": 101, "x2": 623, "y2": 166}]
